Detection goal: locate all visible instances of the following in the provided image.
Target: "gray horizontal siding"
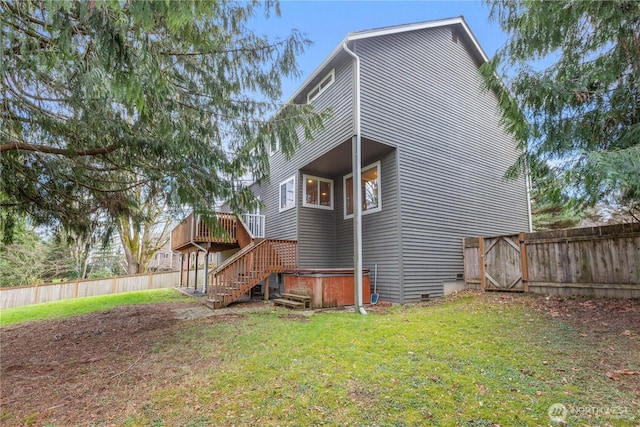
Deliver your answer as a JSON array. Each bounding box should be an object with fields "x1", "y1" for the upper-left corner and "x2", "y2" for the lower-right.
[
  {"x1": 264, "y1": 60, "x2": 354, "y2": 242},
  {"x1": 298, "y1": 174, "x2": 337, "y2": 268},
  {"x1": 334, "y1": 150, "x2": 402, "y2": 302},
  {"x1": 358, "y1": 26, "x2": 530, "y2": 301}
]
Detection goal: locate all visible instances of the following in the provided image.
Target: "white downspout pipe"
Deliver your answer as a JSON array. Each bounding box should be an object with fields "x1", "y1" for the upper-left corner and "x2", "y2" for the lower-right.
[
  {"x1": 523, "y1": 149, "x2": 534, "y2": 232},
  {"x1": 343, "y1": 41, "x2": 367, "y2": 315},
  {"x1": 190, "y1": 213, "x2": 208, "y2": 293}
]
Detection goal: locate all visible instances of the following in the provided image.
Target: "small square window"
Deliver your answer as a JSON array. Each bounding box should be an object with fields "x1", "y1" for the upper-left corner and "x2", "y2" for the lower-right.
[
  {"x1": 279, "y1": 175, "x2": 296, "y2": 212},
  {"x1": 303, "y1": 175, "x2": 334, "y2": 210}
]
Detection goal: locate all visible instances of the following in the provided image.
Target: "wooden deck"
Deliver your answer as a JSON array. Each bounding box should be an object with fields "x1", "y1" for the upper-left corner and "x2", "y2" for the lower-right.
[
  {"x1": 172, "y1": 211, "x2": 298, "y2": 309},
  {"x1": 171, "y1": 212, "x2": 242, "y2": 252}
]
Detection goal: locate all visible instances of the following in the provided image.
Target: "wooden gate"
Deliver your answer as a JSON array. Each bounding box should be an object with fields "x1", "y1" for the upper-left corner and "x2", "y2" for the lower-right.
[
  {"x1": 464, "y1": 233, "x2": 528, "y2": 292},
  {"x1": 481, "y1": 235, "x2": 525, "y2": 291}
]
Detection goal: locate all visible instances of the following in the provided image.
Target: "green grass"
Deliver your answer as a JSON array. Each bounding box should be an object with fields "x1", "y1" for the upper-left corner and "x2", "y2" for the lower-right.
[
  {"x1": 123, "y1": 295, "x2": 638, "y2": 426},
  {"x1": 3, "y1": 292, "x2": 636, "y2": 426},
  {"x1": 0, "y1": 288, "x2": 190, "y2": 327}
]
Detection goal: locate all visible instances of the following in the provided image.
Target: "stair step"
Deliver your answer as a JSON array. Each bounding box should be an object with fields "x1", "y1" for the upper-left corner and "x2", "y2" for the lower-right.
[
  {"x1": 273, "y1": 298, "x2": 305, "y2": 310},
  {"x1": 281, "y1": 293, "x2": 312, "y2": 308},
  {"x1": 281, "y1": 293, "x2": 311, "y2": 301},
  {"x1": 205, "y1": 299, "x2": 223, "y2": 309}
]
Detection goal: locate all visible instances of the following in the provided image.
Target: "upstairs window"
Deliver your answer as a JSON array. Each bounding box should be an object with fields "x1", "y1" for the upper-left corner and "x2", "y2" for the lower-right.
[
  {"x1": 279, "y1": 175, "x2": 296, "y2": 212},
  {"x1": 344, "y1": 161, "x2": 382, "y2": 219},
  {"x1": 269, "y1": 136, "x2": 280, "y2": 156},
  {"x1": 303, "y1": 175, "x2": 334, "y2": 210},
  {"x1": 307, "y1": 69, "x2": 335, "y2": 103}
]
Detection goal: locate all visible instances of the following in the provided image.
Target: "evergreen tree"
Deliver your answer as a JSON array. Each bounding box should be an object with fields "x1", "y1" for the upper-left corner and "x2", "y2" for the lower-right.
[
  {"x1": 1, "y1": 0, "x2": 326, "y2": 240},
  {"x1": 482, "y1": 0, "x2": 640, "y2": 215}
]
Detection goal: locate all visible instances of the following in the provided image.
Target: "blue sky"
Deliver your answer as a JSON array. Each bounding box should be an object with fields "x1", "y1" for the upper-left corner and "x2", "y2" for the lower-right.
[{"x1": 251, "y1": 1, "x2": 504, "y2": 101}]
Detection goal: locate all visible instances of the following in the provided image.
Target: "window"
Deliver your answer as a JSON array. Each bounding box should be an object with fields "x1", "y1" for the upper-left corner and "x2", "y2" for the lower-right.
[
  {"x1": 307, "y1": 69, "x2": 335, "y2": 103},
  {"x1": 303, "y1": 175, "x2": 334, "y2": 210},
  {"x1": 269, "y1": 137, "x2": 280, "y2": 156},
  {"x1": 279, "y1": 175, "x2": 296, "y2": 212},
  {"x1": 343, "y1": 161, "x2": 382, "y2": 219},
  {"x1": 162, "y1": 253, "x2": 170, "y2": 259}
]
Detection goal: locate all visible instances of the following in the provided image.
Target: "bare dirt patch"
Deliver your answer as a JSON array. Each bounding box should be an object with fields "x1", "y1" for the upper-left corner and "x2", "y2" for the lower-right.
[
  {"x1": 0, "y1": 302, "x2": 243, "y2": 426},
  {"x1": 278, "y1": 313, "x2": 311, "y2": 322},
  {"x1": 365, "y1": 300, "x2": 394, "y2": 314}
]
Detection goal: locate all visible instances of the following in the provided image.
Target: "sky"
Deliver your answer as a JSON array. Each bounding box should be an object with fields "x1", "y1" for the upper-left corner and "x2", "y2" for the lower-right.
[{"x1": 250, "y1": 0, "x2": 504, "y2": 102}]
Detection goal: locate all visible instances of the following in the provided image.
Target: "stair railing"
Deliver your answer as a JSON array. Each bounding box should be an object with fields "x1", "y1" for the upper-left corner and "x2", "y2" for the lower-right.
[{"x1": 207, "y1": 239, "x2": 297, "y2": 307}]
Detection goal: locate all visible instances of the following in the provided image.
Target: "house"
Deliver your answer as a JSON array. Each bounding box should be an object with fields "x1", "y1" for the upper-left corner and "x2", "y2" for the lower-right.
[
  {"x1": 171, "y1": 17, "x2": 531, "y2": 308},
  {"x1": 147, "y1": 241, "x2": 180, "y2": 272}
]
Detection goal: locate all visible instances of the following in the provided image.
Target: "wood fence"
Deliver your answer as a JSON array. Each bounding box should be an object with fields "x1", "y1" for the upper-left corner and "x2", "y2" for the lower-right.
[
  {"x1": 463, "y1": 222, "x2": 640, "y2": 298},
  {"x1": 0, "y1": 270, "x2": 205, "y2": 310}
]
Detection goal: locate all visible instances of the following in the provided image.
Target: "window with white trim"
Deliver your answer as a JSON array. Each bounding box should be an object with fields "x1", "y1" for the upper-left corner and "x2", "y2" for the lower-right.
[
  {"x1": 269, "y1": 137, "x2": 280, "y2": 156},
  {"x1": 343, "y1": 161, "x2": 382, "y2": 219},
  {"x1": 279, "y1": 175, "x2": 296, "y2": 212},
  {"x1": 303, "y1": 175, "x2": 334, "y2": 210},
  {"x1": 307, "y1": 69, "x2": 335, "y2": 103}
]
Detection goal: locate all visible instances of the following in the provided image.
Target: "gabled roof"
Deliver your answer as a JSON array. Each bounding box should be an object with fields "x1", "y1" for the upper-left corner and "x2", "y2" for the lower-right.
[{"x1": 287, "y1": 16, "x2": 489, "y2": 104}]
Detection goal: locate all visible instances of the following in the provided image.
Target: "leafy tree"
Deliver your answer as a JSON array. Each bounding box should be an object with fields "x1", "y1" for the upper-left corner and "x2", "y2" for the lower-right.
[
  {"x1": 0, "y1": 217, "x2": 46, "y2": 286},
  {"x1": 483, "y1": 0, "x2": 640, "y2": 215},
  {"x1": 45, "y1": 225, "x2": 100, "y2": 279},
  {"x1": 1, "y1": 0, "x2": 325, "y2": 241},
  {"x1": 527, "y1": 156, "x2": 584, "y2": 230},
  {"x1": 114, "y1": 181, "x2": 173, "y2": 274}
]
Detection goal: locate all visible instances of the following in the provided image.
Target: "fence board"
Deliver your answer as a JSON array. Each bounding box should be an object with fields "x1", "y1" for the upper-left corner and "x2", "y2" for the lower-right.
[
  {"x1": 463, "y1": 223, "x2": 640, "y2": 298},
  {"x1": 77, "y1": 278, "x2": 113, "y2": 298},
  {"x1": 0, "y1": 270, "x2": 209, "y2": 310}
]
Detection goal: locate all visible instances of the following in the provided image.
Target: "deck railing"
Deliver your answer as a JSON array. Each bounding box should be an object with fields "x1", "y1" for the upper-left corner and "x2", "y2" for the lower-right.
[
  {"x1": 171, "y1": 212, "x2": 238, "y2": 251},
  {"x1": 243, "y1": 214, "x2": 265, "y2": 238}
]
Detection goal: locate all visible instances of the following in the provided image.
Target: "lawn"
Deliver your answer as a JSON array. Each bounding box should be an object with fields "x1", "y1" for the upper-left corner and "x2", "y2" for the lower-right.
[
  {"x1": 1, "y1": 292, "x2": 638, "y2": 426},
  {"x1": 0, "y1": 288, "x2": 190, "y2": 326}
]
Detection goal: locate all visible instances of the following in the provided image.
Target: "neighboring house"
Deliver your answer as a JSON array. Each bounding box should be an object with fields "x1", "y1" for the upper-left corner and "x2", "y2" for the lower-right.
[
  {"x1": 172, "y1": 17, "x2": 531, "y2": 306},
  {"x1": 148, "y1": 242, "x2": 180, "y2": 271}
]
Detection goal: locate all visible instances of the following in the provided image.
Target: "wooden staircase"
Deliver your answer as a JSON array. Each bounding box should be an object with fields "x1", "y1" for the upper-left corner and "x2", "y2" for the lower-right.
[{"x1": 206, "y1": 238, "x2": 297, "y2": 309}]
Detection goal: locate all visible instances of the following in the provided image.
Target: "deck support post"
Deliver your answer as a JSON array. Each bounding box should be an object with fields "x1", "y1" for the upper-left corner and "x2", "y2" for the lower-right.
[
  {"x1": 264, "y1": 275, "x2": 270, "y2": 301},
  {"x1": 179, "y1": 253, "x2": 184, "y2": 287},
  {"x1": 186, "y1": 251, "x2": 191, "y2": 288},
  {"x1": 203, "y1": 250, "x2": 209, "y2": 294},
  {"x1": 194, "y1": 250, "x2": 199, "y2": 290}
]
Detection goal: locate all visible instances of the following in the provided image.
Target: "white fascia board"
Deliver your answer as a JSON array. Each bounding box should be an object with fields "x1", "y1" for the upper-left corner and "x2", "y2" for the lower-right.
[
  {"x1": 346, "y1": 17, "x2": 463, "y2": 41},
  {"x1": 456, "y1": 18, "x2": 490, "y2": 63},
  {"x1": 347, "y1": 16, "x2": 488, "y2": 63}
]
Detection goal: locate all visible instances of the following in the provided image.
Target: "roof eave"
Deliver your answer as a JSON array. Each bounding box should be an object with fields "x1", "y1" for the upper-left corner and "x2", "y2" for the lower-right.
[{"x1": 284, "y1": 16, "x2": 489, "y2": 105}]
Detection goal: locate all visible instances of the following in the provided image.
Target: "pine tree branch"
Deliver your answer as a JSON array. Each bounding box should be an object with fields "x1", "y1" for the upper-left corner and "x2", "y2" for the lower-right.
[
  {"x1": 0, "y1": 140, "x2": 119, "y2": 156},
  {"x1": 160, "y1": 38, "x2": 290, "y2": 57}
]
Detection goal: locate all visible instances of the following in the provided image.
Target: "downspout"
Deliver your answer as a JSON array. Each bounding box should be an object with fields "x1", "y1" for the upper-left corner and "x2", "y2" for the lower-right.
[
  {"x1": 343, "y1": 41, "x2": 367, "y2": 315},
  {"x1": 190, "y1": 213, "x2": 208, "y2": 293},
  {"x1": 523, "y1": 149, "x2": 534, "y2": 232}
]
